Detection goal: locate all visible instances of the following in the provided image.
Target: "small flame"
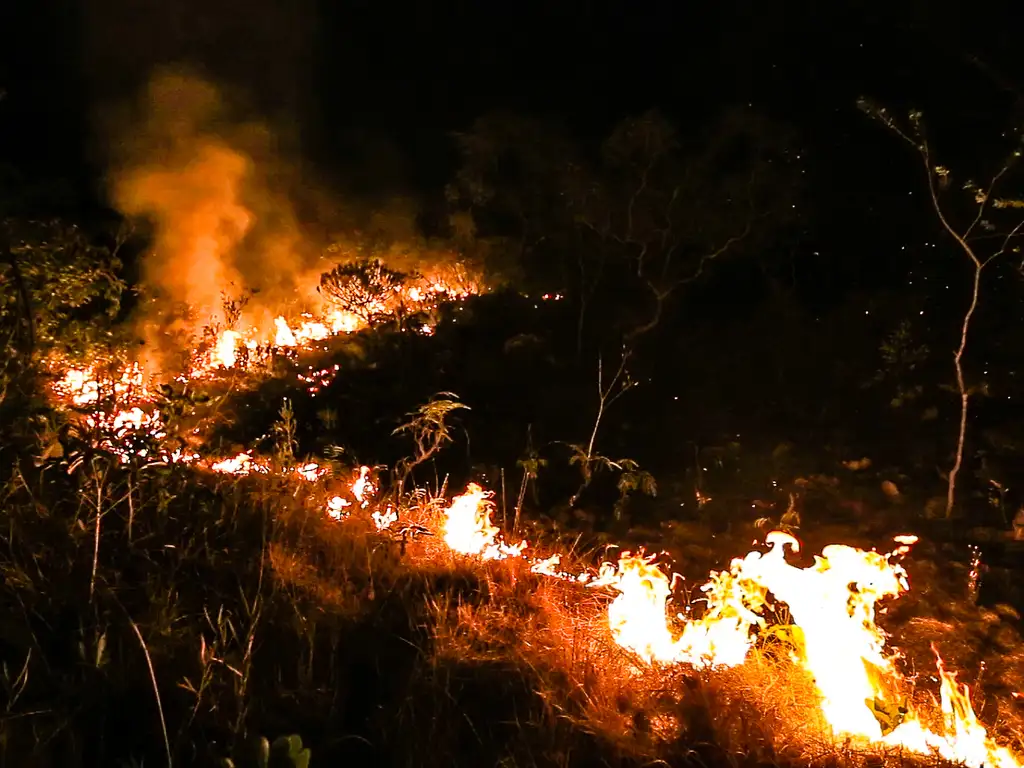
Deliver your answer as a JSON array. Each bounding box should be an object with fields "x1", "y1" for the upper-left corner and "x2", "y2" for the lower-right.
[
  {"x1": 351, "y1": 466, "x2": 375, "y2": 508},
  {"x1": 274, "y1": 316, "x2": 297, "y2": 347},
  {"x1": 597, "y1": 552, "x2": 682, "y2": 664},
  {"x1": 213, "y1": 329, "x2": 241, "y2": 368},
  {"x1": 442, "y1": 483, "x2": 526, "y2": 560},
  {"x1": 327, "y1": 496, "x2": 351, "y2": 521},
  {"x1": 294, "y1": 462, "x2": 328, "y2": 482},
  {"x1": 372, "y1": 505, "x2": 398, "y2": 531},
  {"x1": 209, "y1": 451, "x2": 268, "y2": 475}
]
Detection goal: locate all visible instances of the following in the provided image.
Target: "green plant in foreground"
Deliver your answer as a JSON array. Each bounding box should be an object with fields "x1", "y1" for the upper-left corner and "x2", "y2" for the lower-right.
[
  {"x1": 514, "y1": 427, "x2": 548, "y2": 531},
  {"x1": 567, "y1": 351, "x2": 636, "y2": 506},
  {"x1": 613, "y1": 458, "x2": 657, "y2": 521},
  {"x1": 221, "y1": 734, "x2": 311, "y2": 768},
  {"x1": 392, "y1": 391, "x2": 469, "y2": 493},
  {"x1": 272, "y1": 398, "x2": 299, "y2": 466}
]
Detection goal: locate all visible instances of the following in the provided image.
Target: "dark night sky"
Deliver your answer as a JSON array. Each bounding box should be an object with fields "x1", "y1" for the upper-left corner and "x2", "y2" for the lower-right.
[
  {"x1": 1, "y1": 0, "x2": 1022, "y2": 294},
  {"x1": 2, "y1": 0, "x2": 1021, "y2": 182}
]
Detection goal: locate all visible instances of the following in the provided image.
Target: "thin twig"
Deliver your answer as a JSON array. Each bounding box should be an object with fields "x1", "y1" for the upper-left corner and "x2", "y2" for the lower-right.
[{"x1": 129, "y1": 617, "x2": 172, "y2": 768}]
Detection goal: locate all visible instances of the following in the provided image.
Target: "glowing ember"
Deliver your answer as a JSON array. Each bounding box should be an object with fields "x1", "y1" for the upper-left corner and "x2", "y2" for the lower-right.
[
  {"x1": 442, "y1": 483, "x2": 526, "y2": 560},
  {"x1": 209, "y1": 451, "x2": 269, "y2": 475},
  {"x1": 298, "y1": 364, "x2": 341, "y2": 395}
]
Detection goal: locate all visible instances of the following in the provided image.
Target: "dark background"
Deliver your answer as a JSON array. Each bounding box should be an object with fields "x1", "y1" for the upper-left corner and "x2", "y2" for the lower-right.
[
  {"x1": 3, "y1": 0, "x2": 1021, "y2": 288},
  {"x1": 3, "y1": 0, "x2": 1024, "y2": 483}
]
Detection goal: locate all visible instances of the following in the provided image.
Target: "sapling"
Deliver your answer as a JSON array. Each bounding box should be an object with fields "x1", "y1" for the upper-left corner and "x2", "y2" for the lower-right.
[
  {"x1": 392, "y1": 392, "x2": 469, "y2": 494},
  {"x1": 514, "y1": 428, "x2": 548, "y2": 532},
  {"x1": 567, "y1": 349, "x2": 636, "y2": 505},
  {"x1": 860, "y1": 99, "x2": 1024, "y2": 517},
  {"x1": 613, "y1": 458, "x2": 657, "y2": 521},
  {"x1": 271, "y1": 399, "x2": 298, "y2": 467}
]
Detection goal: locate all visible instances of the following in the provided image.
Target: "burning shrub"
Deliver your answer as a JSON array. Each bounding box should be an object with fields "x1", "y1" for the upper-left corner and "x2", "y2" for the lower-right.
[{"x1": 317, "y1": 258, "x2": 413, "y2": 326}]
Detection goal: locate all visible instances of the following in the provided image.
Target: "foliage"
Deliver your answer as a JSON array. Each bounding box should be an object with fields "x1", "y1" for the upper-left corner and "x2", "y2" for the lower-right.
[
  {"x1": 566, "y1": 351, "x2": 637, "y2": 506},
  {"x1": 222, "y1": 734, "x2": 311, "y2": 768},
  {"x1": 272, "y1": 398, "x2": 299, "y2": 466},
  {"x1": 570, "y1": 108, "x2": 803, "y2": 340},
  {"x1": 318, "y1": 258, "x2": 412, "y2": 326},
  {"x1": 446, "y1": 112, "x2": 577, "y2": 290},
  {"x1": 759, "y1": 622, "x2": 805, "y2": 659},
  {"x1": 1, "y1": 218, "x2": 127, "y2": 358},
  {"x1": 392, "y1": 391, "x2": 469, "y2": 492},
  {"x1": 516, "y1": 449, "x2": 548, "y2": 482},
  {"x1": 514, "y1": 430, "x2": 548, "y2": 523},
  {"x1": 567, "y1": 445, "x2": 657, "y2": 520},
  {"x1": 871, "y1": 319, "x2": 930, "y2": 408},
  {"x1": 613, "y1": 458, "x2": 657, "y2": 521}
]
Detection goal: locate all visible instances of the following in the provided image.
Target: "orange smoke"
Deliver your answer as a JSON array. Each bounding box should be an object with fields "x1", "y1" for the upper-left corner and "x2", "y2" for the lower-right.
[
  {"x1": 106, "y1": 68, "x2": 318, "y2": 371},
  {"x1": 115, "y1": 138, "x2": 252, "y2": 315},
  {"x1": 104, "y1": 67, "x2": 488, "y2": 379}
]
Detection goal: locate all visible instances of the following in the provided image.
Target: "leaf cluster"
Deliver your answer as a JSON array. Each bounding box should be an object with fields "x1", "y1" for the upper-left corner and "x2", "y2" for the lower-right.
[{"x1": 1, "y1": 218, "x2": 127, "y2": 358}]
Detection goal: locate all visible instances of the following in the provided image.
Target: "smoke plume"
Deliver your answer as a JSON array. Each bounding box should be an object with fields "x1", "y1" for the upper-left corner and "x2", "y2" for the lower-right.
[
  {"x1": 107, "y1": 67, "x2": 323, "y2": 371},
  {"x1": 106, "y1": 66, "x2": 470, "y2": 374}
]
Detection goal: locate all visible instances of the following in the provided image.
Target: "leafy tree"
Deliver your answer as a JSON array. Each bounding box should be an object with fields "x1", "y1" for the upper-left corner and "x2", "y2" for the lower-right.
[{"x1": 446, "y1": 112, "x2": 579, "y2": 290}]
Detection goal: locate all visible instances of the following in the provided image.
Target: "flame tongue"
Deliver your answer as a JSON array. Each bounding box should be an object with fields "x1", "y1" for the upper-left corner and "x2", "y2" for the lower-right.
[
  {"x1": 442, "y1": 483, "x2": 526, "y2": 560},
  {"x1": 587, "y1": 530, "x2": 1022, "y2": 767},
  {"x1": 599, "y1": 553, "x2": 682, "y2": 664},
  {"x1": 744, "y1": 532, "x2": 908, "y2": 739}
]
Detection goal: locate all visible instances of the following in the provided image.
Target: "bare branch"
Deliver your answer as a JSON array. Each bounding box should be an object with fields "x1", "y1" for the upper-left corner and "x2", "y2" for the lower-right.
[{"x1": 865, "y1": 101, "x2": 1024, "y2": 517}]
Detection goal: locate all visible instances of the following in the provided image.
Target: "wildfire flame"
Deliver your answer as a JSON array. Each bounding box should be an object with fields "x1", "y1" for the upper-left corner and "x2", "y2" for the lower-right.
[
  {"x1": 209, "y1": 451, "x2": 269, "y2": 475},
  {"x1": 585, "y1": 529, "x2": 1023, "y2": 767},
  {"x1": 327, "y1": 496, "x2": 351, "y2": 521},
  {"x1": 40, "y1": 269, "x2": 1023, "y2": 766},
  {"x1": 352, "y1": 466, "x2": 374, "y2": 508},
  {"x1": 372, "y1": 505, "x2": 398, "y2": 531},
  {"x1": 442, "y1": 483, "x2": 527, "y2": 560}
]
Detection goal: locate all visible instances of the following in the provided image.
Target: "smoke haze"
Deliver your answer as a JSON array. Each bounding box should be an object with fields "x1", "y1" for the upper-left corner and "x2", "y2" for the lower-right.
[
  {"x1": 106, "y1": 68, "x2": 329, "y2": 370},
  {"x1": 104, "y1": 67, "x2": 466, "y2": 374}
]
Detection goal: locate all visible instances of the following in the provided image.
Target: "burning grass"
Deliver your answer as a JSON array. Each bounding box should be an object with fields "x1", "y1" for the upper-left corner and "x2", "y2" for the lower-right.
[
  {"x1": 7, "y1": 274, "x2": 1024, "y2": 767},
  {"x1": 4, "y1": 443, "x2": 1024, "y2": 767}
]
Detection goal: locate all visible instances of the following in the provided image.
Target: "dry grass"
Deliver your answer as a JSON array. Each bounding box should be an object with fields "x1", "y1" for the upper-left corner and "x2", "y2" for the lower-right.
[{"x1": 4, "y1": 452, "x2": 1024, "y2": 768}]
